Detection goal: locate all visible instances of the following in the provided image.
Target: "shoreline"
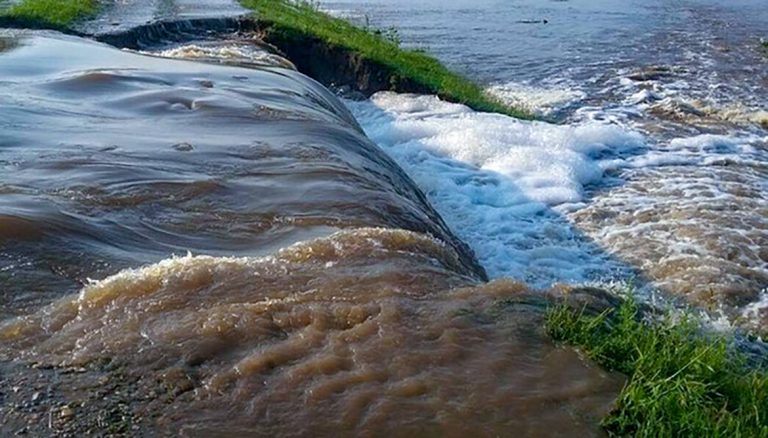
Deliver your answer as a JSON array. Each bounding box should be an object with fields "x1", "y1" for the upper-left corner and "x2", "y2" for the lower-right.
[{"x1": 0, "y1": 0, "x2": 533, "y2": 118}]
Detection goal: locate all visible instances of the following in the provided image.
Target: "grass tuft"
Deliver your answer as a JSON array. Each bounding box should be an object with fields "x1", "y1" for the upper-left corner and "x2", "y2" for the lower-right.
[
  {"x1": 546, "y1": 298, "x2": 768, "y2": 437},
  {"x1": 3, "y1": 0, "x2": 98, "y2": 28},
  {"x1": 239, "y1": 0, "x2": 533, "y2": 119}
]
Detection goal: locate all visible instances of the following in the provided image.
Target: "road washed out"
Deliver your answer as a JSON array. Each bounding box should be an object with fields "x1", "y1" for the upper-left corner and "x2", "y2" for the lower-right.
[{"x1": 0, "y1": 31, "x2": 622, "y2": 435}]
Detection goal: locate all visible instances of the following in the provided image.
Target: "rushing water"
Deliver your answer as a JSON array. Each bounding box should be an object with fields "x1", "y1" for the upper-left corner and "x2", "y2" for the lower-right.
[
  {"x1": 0, "y1": 29, "x2": 491, "y2": 319},
  {"x1": 327, "y1": 0, "x2": 768, "y2": 329},
  {"x1": 0, "y1": 31, "x2": 626, "y2": 434},
  {"x1": 1, "y1": 0, "x2": 767, "y2": 433}
]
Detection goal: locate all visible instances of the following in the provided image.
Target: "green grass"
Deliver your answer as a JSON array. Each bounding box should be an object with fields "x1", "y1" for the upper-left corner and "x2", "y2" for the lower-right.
[
  {"x1": 546, "y1": 298, "x2": 768, "y2": 437},
  {"x1": 2, "y1": 0, "x2": 531, "y2": 118},
  {"x1": 239, "y1": 0, "x2": 533, "y2": 119},
  {"x1": 2, "y1": 0, "x2": 98, "y2": 28}
]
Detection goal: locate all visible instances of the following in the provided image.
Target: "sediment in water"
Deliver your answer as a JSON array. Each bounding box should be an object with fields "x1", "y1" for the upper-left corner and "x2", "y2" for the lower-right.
[
  {"x1": 0, "y1": 229, "x2": 625, "y2": 436},
  {"x1": 0, "y1": 29, "x2": 485, "y2": 318},
  {"x1": 0, "y1": 29, "x2": 623, "y2": 435}
]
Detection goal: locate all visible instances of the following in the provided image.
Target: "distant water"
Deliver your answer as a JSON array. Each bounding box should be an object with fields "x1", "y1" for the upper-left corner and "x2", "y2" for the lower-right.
[
  {"x1": 328, "y1": 0, "x2": 768, "y2": 329},
  {"x1": 327, "y1": 0, "x2": 768, "y2": 124},
  {"x1": 74, "y1": 0, "x2": 248, "y2": 34}
]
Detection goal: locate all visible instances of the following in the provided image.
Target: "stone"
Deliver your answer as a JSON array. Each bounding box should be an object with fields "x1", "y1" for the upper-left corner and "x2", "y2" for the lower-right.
[{"x1": 59, "y1": 406, "x2": 74, "y2": 419}]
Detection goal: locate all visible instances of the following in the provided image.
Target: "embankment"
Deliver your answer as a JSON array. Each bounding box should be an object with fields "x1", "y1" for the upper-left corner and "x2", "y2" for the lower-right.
[{"x1": 1, "y1": 0, "x2": 531, "y2": 118}]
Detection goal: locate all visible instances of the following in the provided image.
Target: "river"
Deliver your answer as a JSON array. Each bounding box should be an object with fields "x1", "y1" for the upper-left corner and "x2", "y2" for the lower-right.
[
  {"x1": 0, "y1": 0, "x2": 766, "y2": 434},
  {"x1": 329, "y1": 0, "x2": 768, "y2": 329},
  {"x1": 0, "y1": 29, "x2": 624, "y2": 435}
]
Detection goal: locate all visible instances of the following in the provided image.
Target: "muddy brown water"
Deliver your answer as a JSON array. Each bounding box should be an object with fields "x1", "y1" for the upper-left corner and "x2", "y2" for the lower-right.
[
  {"x1": 0, "y1": 31, "x2": 622, "y2": 435},
  {"x1": 0, "y1": 30, "x2": 482, "y2": 318},
  {"x1": 1, "y1": 229, "x2": 623, "y2": 436}
]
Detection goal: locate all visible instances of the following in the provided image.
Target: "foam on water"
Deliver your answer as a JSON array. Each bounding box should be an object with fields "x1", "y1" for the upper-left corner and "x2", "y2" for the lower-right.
[
  {"x1": 345, "y1": 92, "x2": 644, "y2": 285},
  {"x1": 488, "y1": 81, "x2": 586, "y2": 118},
  {"x1": 623, "y1": 134, "x2": 767, "y2": 169},
  {"x1": 346, "y1": 91, "x2": 768, "y2": 331},
  {"x1": 572, "y1": 60, "x2": 768, "y2": 136},
  {"x1": 742, "y1": 290, "x2": 768, "y2": 335}
]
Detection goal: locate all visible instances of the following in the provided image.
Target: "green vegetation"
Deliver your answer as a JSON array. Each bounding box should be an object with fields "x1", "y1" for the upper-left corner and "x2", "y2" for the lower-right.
[
  {"x1": 1, "y1": 0, "x2": 530, "y2": 118},
  {"x1": 2, "y1": 0, "x2": 98, "y2": 28},
  {"x1": 546, "y1": 299, "x2": 768, "y2": 437},
  {"x1": 239, "y1": 0, "x2": 532, "y2": 119}
]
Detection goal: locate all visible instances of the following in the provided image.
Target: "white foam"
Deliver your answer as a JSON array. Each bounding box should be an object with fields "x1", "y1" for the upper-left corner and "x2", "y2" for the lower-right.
[
  {"x1": 667, "y1": 134, "x2": 760, "y2": 153},
  {"x1": 742, "y1": 290, "x2": 768, "y2": 334},
  {"x1": 624, "y1": 133, "x2": 765, "y2": 168},
  {"x1": 346, "y1": 89, "x2": 768, "y2": 332},
  {"x1": 488, "y1": 82, "x2": 585, "y2": 116},
  {"x1": 345, "y1": 92, "x2": 644, "y2": 284},
  {"x1": 626, "y1": 89, "x2": 662, "y2": 105}
]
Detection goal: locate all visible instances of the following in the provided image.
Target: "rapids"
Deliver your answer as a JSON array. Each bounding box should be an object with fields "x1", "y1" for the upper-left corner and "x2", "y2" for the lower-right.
[
  {"x1": 1, "y1": 228, "x2": 622, "y2": 436},
  {"x1": 328, "y1": 0, "x2": 768, "y2": 329},
  {"x1": 0, "y1": 30, "x2": 482, "y2": 319},
  {"x1": 0, "y1": 31, "x2": 621, "y2": 435},
  {"x1": 2, "y1": 0, "x2": 768, "y2": 433}
]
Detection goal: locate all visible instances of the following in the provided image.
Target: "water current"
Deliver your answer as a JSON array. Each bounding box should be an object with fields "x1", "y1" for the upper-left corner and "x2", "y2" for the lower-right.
[
  {"x1": 1, "y1": 0, "x2": 767, "y2": 434},
  {"x1": 329, "y1": 0, "x2": 768, "y2": 329}
]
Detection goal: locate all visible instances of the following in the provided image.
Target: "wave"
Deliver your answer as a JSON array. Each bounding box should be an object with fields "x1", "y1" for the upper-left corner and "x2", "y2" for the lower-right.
[{"x1": 0, "y1": 228, "x2": 623, "y2": 435}]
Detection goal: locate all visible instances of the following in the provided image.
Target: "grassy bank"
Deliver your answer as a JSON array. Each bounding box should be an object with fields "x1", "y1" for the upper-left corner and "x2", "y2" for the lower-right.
[
  {"x1": 240, "y1": 0, "x2": 532, "y2": 119},
  {"x1": 1, "y1": 0, "x2": 98, "y2": 28},
  {"x1": 1, "y1": 0, "x2": 531, "y2": 118},
  {"x1": 546, "y1": 299, "x2": 768, "y2": 437}
]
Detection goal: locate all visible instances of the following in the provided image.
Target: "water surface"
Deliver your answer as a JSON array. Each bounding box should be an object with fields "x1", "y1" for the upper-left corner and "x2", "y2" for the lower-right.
[
  {"x1": 328, "y1": 0, "x2": 768, "y2": 328},
  {"x1": 0, "y1": 31, "x2": 624, "y2": 435},
  {"x1": 0, "y1": 30, "x2": 480, "y2": 319}
]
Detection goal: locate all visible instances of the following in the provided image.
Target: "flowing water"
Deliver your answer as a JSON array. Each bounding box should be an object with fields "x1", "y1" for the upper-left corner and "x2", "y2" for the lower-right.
[
  {"x1": 0, "y1": 31, "x2": 623, "y2": 435},
  {"x1": 0, "y1": 30, "x2": 484, "y2": 319},
  {"x1": 328, "y1": 0, "x2": 768, "y2": 329},
  {"x1": 74, "y1": 0, "x2": 248, "y2": 34},
  {"x1": 1, "y1": 0, "x2": 767, "y2": 434}
]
